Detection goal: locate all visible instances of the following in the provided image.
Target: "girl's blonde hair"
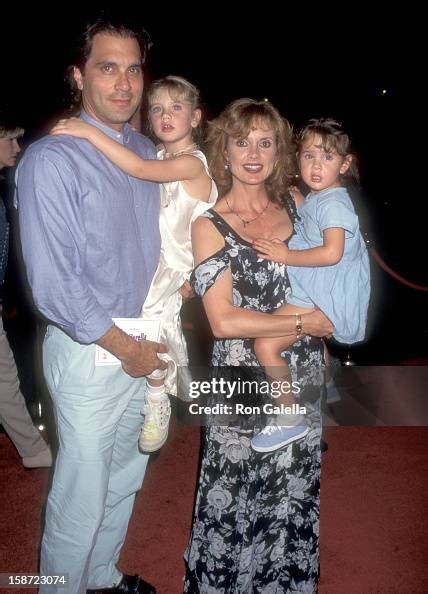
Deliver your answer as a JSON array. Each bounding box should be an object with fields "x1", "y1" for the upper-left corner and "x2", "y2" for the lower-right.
[
  {"x1": 207, "y1": 98, "x2": 296, "y2": 205},
  {"x1": 147, "y1": 75, "x2": 202, "y2": 143}
]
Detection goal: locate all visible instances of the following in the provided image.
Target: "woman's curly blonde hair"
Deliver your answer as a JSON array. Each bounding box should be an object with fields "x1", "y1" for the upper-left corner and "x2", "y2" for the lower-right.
[{"x1": 207, "y1": 98, "x2": 296, "y2": 205}]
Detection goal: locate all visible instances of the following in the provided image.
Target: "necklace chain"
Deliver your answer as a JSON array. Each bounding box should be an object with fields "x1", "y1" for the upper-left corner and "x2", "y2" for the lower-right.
[
  {"x1": 165, "y1": 142, "x2": 198, "y2": 158},
  {"x1": 225, "y1": 196, "x2": 270, "y2": 228}
]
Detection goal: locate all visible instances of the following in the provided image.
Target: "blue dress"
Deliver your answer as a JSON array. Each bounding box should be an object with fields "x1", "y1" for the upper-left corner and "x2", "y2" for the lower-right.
[
  {"x1": 184, "y1": 210, "x2": 324, "y2": 593},
  {"x1": 287, "y1": 187, "x2": 370, "y2": 344}
]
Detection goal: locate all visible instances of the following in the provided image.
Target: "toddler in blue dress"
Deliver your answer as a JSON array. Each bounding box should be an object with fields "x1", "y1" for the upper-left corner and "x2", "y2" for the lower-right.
[{"x1": 251, "y1": 118, "x2": 370, "y2": 452}]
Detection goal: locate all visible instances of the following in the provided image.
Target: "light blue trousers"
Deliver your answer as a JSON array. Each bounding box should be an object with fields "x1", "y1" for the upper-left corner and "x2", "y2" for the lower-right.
[{"x1": 39, "y1": 326, "x2": 149, "y2": 594}]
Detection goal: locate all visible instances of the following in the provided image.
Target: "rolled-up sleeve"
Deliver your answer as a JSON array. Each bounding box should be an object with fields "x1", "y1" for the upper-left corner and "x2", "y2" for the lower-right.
[{"x1": 17, "y1": 147, "x2": 113, "y2": 343}]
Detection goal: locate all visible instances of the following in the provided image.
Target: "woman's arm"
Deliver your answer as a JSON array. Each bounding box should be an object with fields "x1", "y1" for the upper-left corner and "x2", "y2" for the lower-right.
[
  {"x1": 51, "y1": 117, "x2": 204, "y2": 183},
  {"x1": 192, "y1": 217, "x2": 333, "y2": 339},
  {"x1": 254, "y1": 227, "x2": 345, "y2": 267}
]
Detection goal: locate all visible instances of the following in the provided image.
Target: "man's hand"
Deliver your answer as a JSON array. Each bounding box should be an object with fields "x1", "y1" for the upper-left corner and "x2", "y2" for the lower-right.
[
  {"x1": 121, "y1": 339, "x2": 168, "y2": 378},
  {"x1": 179, "y1": 280, "x2": 194, "y2": 302},
  {"x1": 97, "y1": 325, "x2": 168, "y2": 378}
]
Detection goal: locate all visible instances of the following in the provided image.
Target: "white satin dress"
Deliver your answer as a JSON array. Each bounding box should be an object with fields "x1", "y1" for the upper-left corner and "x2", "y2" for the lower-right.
[{"x1": 141, "y1": 149, "x2": 217, "y2": 398}]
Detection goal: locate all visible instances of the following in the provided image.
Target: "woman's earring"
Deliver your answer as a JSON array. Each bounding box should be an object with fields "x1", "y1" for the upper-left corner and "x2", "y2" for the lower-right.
[{"x1": 224, "y1": 161, "x2": 230, "y2": 170}]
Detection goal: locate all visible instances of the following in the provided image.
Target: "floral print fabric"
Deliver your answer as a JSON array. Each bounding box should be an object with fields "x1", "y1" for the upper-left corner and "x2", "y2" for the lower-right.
[{"x1": 184, "y1": 210, "x2": 324, "y2": 593}]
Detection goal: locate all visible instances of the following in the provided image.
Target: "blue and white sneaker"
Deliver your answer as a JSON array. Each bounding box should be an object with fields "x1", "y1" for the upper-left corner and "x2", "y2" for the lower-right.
[{"x1": 251, "y1": 423, "x2": 309, "y2": 453}]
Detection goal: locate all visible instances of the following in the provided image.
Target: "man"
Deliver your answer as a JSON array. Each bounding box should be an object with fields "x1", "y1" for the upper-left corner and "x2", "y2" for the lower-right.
[
  {"x1": 1, "y1": 115, "x2": 52, "y2": 469},
  {"x1": 16, "y1": 18, "x2": 166, "y2": 594}
]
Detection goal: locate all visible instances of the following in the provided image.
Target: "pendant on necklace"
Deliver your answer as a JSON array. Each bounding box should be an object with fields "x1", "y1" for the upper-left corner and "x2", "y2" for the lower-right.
[{"x1": 225, "y1": 196, "x2": 270, "y2": 228}]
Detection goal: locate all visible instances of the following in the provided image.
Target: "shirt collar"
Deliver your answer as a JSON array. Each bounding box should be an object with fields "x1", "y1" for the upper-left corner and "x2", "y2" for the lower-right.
[{"x1": 80, "y1": 110, "x2": 132, "y2": 145}]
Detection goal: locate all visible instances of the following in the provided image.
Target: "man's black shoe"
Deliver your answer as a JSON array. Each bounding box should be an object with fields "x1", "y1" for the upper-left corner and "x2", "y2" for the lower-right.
[{"x1": 87, "y1": 574, "x2": 156, "y2": 594}]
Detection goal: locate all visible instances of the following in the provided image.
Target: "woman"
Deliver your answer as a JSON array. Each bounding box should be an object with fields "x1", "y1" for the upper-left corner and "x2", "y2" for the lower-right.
[{"x1": 183, "y1": 99, "x2": 333, "y2": 593}]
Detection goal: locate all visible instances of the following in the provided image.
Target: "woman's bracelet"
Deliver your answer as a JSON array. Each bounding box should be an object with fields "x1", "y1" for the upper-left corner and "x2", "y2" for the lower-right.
[{"x1": 295, "y1": 313, "x2": 303, "y2": 338}]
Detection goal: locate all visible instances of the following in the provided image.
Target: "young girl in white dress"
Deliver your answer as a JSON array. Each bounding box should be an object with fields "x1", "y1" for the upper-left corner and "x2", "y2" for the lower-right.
[{"x1": 52, "y1": 76, "x2": 217, "y2": 452}]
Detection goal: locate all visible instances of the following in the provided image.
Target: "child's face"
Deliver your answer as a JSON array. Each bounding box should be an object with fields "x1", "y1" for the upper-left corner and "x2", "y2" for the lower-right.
[
  {"x1": 0, "y1": 136, "x2": 21, "y2": 169},
  {"x1": 148, "y1": 88, "x2": 200, "y2": 146},
  {"x1": 299, "y1": 133, "x2": 351, "y2": 193}
]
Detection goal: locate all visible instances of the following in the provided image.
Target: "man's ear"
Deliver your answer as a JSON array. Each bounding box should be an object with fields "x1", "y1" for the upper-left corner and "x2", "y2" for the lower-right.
[
  {"x1": 340, "y1": 155, "x2": 352, "y2": 175},
  {"x1": 191, "y1": 109, "x2": 202, "y2": 128},
  {"x1": 73, "y1": 66, "x2": 84, "y2": 91}
]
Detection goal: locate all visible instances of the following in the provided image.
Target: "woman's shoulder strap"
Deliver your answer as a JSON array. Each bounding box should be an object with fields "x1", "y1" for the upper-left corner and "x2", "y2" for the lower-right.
[
  {"x1": 199, "y1": 208, "x2": 230, "y2": 236},
  {"x1": 282, "y1": 192, "x2": 300, "y2": 224}
]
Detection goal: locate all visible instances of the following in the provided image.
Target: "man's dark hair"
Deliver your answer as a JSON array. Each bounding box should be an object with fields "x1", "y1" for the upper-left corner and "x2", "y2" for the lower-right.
[{"x1": 66, "y1": 15, "x2": 152, "y2": 111}]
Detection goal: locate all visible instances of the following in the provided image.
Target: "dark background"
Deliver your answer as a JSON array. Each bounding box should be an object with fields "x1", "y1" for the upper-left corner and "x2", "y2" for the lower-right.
[{"x1": 1, "y1": 5, "x2": 427, "y2": 372}]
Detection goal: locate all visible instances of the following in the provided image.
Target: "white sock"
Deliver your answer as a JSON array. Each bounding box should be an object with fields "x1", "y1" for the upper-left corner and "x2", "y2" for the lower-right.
[
  {"x1": 146, "y1": 384, "x2": 167, "y2": 402},
  {"x1": 147, "y1": 367, "x2": 167, "y2": 381}
]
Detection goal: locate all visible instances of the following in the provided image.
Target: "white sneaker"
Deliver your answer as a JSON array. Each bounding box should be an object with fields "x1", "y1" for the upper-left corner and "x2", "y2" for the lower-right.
[{"x1": 139, "y1": 395, "x2": 171, "y2": 453}]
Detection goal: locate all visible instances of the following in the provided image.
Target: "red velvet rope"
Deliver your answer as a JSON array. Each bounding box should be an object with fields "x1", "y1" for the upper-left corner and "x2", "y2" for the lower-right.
[{"x1": 369, "y1": 246, "x2": 428, "y2": 292}]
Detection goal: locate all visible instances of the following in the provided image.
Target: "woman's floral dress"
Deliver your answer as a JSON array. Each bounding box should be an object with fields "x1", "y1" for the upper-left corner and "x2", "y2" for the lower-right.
[{"x1": 184, "y1": 210, "x2": 324, "y2": 594}]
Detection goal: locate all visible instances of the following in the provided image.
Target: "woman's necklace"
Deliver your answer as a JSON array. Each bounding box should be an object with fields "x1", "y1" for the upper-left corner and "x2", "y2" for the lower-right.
[
  {"x1": 225, "y1": 196, "x2": 270, "y2": 228},
  {"x1": 164, "y1": 142, "x2": 198, "y2": 159}
]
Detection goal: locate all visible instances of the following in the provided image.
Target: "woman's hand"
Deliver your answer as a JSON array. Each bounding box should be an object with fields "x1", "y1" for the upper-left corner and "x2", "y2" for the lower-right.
[
  {"x1": 253, "y1": 238, "x2": 289, "y2": 263},
  {"x1": 302, "y1": 309, "x2": 334, "y2": 338},
  {"x1": 50, "y1": 117, "x2": 94, "y2": 139}
]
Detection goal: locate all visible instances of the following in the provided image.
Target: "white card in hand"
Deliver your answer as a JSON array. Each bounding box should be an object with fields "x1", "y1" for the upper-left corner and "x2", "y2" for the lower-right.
[{"x1": 95, "y1": 318, "x2": 161, "y2": 366}]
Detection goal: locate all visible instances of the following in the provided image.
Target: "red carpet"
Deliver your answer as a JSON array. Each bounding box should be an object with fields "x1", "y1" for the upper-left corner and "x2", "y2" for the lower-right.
[{"x1": 1, "y1": 425, "x2": 427, "y2": 594}]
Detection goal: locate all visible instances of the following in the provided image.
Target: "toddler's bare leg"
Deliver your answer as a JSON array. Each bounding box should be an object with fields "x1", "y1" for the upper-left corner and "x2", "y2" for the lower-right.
[
  {"x1": 255, "y1": 303, "x2": 315, "y2": 407},
  {"x1": 251, "y1": 303, "x2": 317, "y2": 451}
]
